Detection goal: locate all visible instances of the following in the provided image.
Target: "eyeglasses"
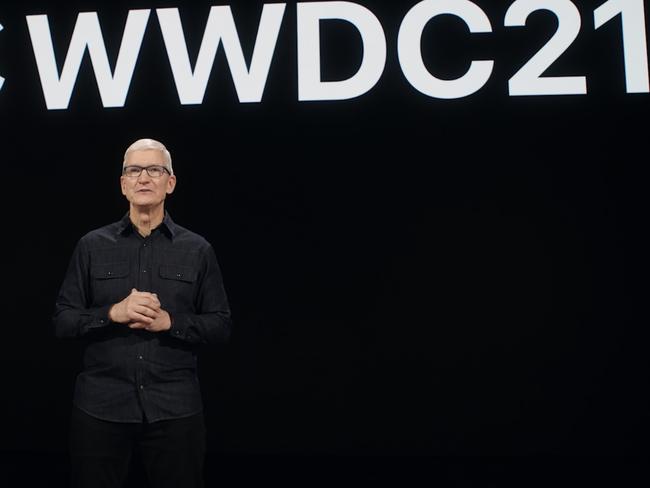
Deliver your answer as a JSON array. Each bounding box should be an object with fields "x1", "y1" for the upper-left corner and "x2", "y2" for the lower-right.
[{"x1": 122, "y1": 165, "x2": 171, "y2": 178}]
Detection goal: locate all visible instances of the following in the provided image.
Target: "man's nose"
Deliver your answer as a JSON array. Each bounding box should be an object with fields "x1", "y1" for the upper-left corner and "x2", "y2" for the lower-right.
[{"x1": 137, "y1": 170, "x2": 153, "y2": 182}]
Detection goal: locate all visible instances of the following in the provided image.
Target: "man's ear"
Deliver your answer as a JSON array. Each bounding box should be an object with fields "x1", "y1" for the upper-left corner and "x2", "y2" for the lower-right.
[
  {"x1": 166, "y1": 175, "x2": 177, "y2": 195},
  {"x1": 120, "y1": 175, "x2": 127, "y2": 196}
]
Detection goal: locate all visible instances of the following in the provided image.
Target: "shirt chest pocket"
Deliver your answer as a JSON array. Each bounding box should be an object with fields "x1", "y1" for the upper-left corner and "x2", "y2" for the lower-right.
[
  {"x1": 158, "y1": 264, "x2": 198, "y2": 310},
  {"x1": 90, "y1": 262, "x2": 131, "y2": 305},
  {"x1": 159, "y1": 265, "x2": 197, "y2": 283}
]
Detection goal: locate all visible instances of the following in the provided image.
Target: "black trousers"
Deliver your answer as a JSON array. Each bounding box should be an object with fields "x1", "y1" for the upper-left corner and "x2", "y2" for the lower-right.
[{"x1": 69, "y1": 406, "x2": 206, "y2": 488}]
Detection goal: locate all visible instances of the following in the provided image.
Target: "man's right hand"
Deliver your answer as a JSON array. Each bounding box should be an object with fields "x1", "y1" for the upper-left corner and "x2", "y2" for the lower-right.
[{"x1": 108, "y1": 288, "x2": 161, "y2": 325}]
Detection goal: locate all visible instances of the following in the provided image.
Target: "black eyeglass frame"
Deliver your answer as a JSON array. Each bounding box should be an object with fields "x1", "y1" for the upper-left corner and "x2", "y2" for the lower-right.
[{"x1": 122, "y1": 165, "x2": 172, "y2": 178}]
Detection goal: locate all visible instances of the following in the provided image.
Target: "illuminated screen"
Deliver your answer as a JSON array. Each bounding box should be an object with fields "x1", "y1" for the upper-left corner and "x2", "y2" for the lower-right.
[{"x1": 0, "y1": 0, "x2": 646, "y2": 471}]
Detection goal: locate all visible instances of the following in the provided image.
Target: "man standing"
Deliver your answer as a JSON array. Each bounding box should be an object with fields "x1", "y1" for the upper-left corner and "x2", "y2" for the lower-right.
[{"x1": 53, "y1": 138, "x2": 231, "y2": 488}]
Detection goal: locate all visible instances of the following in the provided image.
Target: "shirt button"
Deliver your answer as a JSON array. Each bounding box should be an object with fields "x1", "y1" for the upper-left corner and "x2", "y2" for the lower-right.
[
  {"x1": 99, "y1": 319, "x2": 105, "y2": 324},
  {"x1": 138, "y1": 355, "x2": 143, "y2": 360},
  {"x1": 139, "y1": 385, "x2": 144, "y2": 390},
  {"x1": 175, "y1": 330, "x2": 181, "y2": 335},
  {"x1": 142, "y1": 269, "x2": 147, "y2": 273}
]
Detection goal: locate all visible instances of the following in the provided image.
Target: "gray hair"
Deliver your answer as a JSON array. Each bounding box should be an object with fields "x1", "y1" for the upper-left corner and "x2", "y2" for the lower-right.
[{"x1": 123, "y1": 138, "x2": 174, "y2": 176}]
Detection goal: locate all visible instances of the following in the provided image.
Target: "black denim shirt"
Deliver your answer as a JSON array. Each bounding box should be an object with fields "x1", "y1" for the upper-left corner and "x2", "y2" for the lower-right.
[{"x1": 53, "y1": 212, "x2": 231, "y2": 423}]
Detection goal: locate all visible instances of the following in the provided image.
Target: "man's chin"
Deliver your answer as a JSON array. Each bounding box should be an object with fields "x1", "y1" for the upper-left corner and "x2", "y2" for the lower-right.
[{"x1": 130, "y1": 198, "x2": 162, "y2": 209}]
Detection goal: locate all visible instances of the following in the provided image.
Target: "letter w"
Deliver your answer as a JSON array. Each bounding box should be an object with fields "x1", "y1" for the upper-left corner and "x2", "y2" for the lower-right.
[
  {"x1": 26, "y1": 10, "x2": 150, "y2": 110},
  {"x1": 157, "y1": 5, "x2": 286, "y2": 104}
]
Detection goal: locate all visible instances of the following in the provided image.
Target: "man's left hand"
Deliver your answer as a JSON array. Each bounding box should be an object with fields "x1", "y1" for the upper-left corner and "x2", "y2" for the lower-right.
[{"x1": 128, "y1": 309, "x2": 171, "y2": 332}]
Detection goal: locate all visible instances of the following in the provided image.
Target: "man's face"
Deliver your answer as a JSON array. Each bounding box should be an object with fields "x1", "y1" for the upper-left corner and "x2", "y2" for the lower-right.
[{"x1": 120, "y1": 149, "x2": 176, "y2": 208}]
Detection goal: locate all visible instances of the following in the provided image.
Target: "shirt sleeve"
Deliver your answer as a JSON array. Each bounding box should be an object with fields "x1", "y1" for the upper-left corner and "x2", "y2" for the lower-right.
[
  {"x1": 168, "y1": 243, "x2": 232, "y2": 345},
  {"x1": 52, "y1": 237, "x2": 115, "y2": 338}
]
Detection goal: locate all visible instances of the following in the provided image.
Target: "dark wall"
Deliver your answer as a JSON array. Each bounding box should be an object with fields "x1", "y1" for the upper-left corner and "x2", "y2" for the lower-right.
[{"x1": 0, "y1": 0, "x2": 646, "y2": 456}]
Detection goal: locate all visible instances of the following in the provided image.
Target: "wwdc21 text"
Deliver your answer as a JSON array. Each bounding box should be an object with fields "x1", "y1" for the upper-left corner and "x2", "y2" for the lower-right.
[{"x1": 1, "y1": 0, "x2": 647, "y2": 109}]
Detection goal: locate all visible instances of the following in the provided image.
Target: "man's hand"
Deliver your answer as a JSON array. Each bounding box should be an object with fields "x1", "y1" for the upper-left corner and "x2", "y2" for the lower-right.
[
  {"x1": 128, "y1": 309, "x2": 172, "y2": 332},
  {"x1": 109, "y1": 288, "x2": 161, "y2": 327}
]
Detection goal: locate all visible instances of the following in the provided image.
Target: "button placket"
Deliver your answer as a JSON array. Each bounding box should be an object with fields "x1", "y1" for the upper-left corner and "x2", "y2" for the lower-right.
[{"x1": 138, "y1": 234, "x2": 152, "y2": 290}]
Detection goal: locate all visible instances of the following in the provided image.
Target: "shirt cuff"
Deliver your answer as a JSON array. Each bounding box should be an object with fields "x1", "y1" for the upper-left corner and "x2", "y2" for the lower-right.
[
  {"x1": 86, "y1": 304, "x2": 115, "y2": 330},
  {"x1": 168, "y1": 312, "x2": 193, "y2": 341}
]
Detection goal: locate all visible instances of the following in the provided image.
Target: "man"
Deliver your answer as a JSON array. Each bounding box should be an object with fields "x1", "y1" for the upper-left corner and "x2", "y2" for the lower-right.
[{"x1": 53, "y1": 138, "x2": 231, "y2": 488}]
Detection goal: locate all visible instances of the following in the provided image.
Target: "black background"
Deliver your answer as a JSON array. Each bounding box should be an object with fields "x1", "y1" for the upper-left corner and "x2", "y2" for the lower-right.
[{"x1": 0, "y1": 0, "x2": 647, "y2": 485}]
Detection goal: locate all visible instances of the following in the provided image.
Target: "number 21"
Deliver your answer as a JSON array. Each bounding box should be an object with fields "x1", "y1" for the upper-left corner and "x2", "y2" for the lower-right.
[{"x1": 506, "y1": 0, "x2": 649, "y2": 96}]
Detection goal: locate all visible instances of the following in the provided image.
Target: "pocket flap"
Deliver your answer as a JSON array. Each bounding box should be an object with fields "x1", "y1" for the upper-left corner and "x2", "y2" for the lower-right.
[
  {"x1": 159, "y1": 265, "x2": 197, "y2": 283},
  {"x1": 91, "y1": 262, "x2": 129, "y2": 279}
]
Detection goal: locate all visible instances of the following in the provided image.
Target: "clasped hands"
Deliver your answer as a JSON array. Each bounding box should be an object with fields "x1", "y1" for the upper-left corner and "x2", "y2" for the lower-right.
[{"x1": 108, "y1": 288, "x2": 171, "y2": 332}]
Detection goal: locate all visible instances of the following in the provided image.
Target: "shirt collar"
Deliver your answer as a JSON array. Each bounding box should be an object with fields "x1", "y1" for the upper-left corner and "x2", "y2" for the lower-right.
[{"x1": 118, "y1": 210, "x2": 177, "y2": 240}]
